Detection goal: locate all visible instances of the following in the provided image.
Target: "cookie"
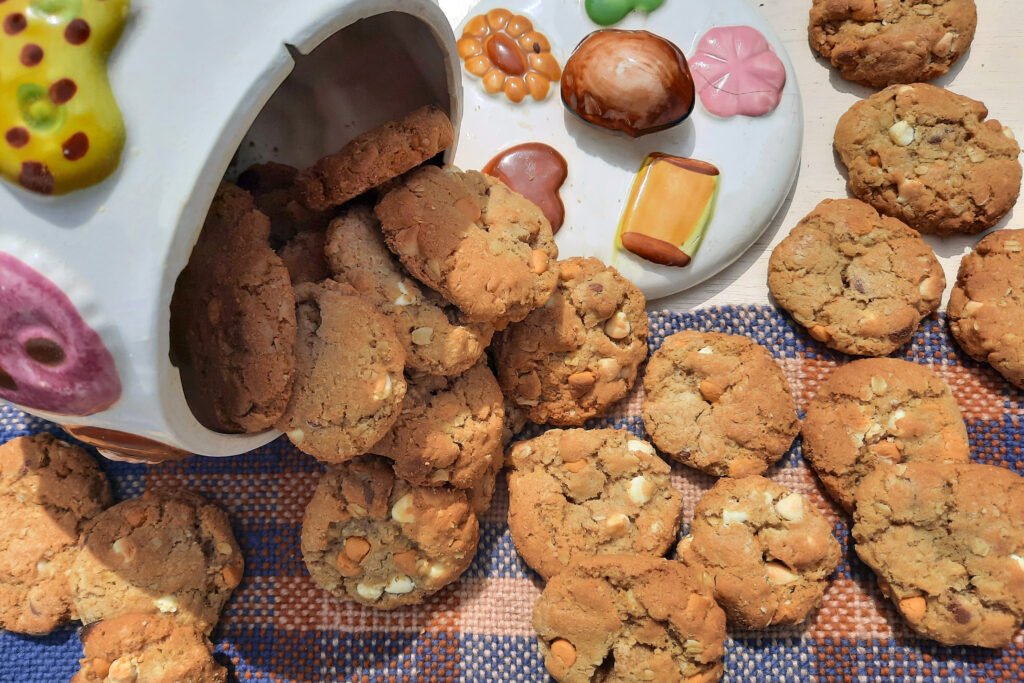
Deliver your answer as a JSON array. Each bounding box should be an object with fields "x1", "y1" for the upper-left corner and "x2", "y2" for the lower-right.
[
  {"x1": 532, "y1": 555, "x2": 726, "y2": 682},
  {"x1": 325, "y1": 205, "x2": 493, "y2": 376},
  {"x1": 295, "y1": 105, "x2": 455, "y2": 211},
  {"x1": 947, "y1": 229, "x2": 1024, "y2": 389},
  {"x1": 375, "y1": 165, "x2": 560, "y2": 326},
  {"x1": 70, "y1": 489, "x2": 244, "y2": 634},
  {"x1": 278, "y1": 230, "x2": 330, "y2": 285},
  {"x1": 642, "y1": 331, "x2": 799, "y2": 477},
  {"x1": 853, "y1": 462, "x2": 1024, "y2": 648},
  {"x1": 0, "y1": 434, "x2": 112, "y2": 634},
  {"x1": 301, "y1": 456, "x2": 479, "y2": 609},
  {"x1": 809, "y1": 0, "x2": 977, "y2": 87},
  {"x1": 834, "y1": 83, "x2": 1022, "y2": 235},
  {"x1": 275, "y1": 279, "x2": 407, "y2": 462},
  {"x1": 803, "y1": 358, "x2": 970, "y2": 512},
  {"x1": 677, "y1": 476, "x2": 841, "y2": 629},
  {"x1": 72, "y1": 613, "x2": 227, "y2": 683},
  {"x1": 169, "y1": 182, "x2": 297, "y2": 434},
  {"x1": 371, "y1": 363, "x2": 504, "y2": 490},
  {"x1": 493, "y1": 257, "x2": 648, "y2": 426},
  {"x1": 236, "y1": 162, "x2": 333, "y2": 244},
  {"x1": 767, "y1": 198, "x2": 944, "y2": 356},
  {"x1": 506, "y1": 429, "x2": 683, "y2": 579}
]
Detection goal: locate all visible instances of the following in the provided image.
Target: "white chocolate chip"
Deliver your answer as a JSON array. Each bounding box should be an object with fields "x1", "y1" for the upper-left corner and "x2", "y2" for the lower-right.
[
  {"x1": 385, "y1": 575, "x2": 416, "y2": 594},
  {"x1": 154, "y1": 595, "x2": 179, "y2": 613},
  {"x1": 596, "y1": 358, "x2": 621, "y2": 380},
  {"x1": 604, "y1": 311, "x2": 631, "y2": 340},
  {"x1": 605, "y1": 512, "x2": 631, "y2": 535},
  {"x1": 373, "y1": 374, "x2": 393, "y2": 401},
  {"x1": 1011, "y1": 554, "x2": 1024, "y2": 571},
  {"x1": 410, "y1": 327, "x2": 434, "y2": 345},
  {"x1": 765, "y1": 561, "x2": 799, "y2": 584},
  {"x1": 962, "y1": 300, "x2": 984, "y2": 316},
  {"x1": 426, "y1": 259, "x2": 442, "y2": 280},
  {"x1": 775, "y1": 493, "x2": 805, "y2": 522},
  {"x1": 887, "y1": 408, "x2": 906, "y2": 432},
  {"x1": 966, "y1": 146, "x2": 987, "y2": 163},
  {"x1": 870, "y1": 376, "x2": 888, "y2": 394},
  {"x1": 216, "y1": 542, "x2": 234, "y2": 554},
  {"x1": 1003, "y1": 126, "x2": 1017, "y2": 142},
  {"x1": 391, "y1": 494, "x2": 416, "y2": 524},
  {"x1": 288, "y1": 429, "x2": 305, "y2": 443},
  {"x1": 107, "y1": 657, "x2": 139, "y2": 683},
  {"x1": 627, "y1": 439, "x2": 654, "y2": 455},
  {"x1": 722, "y1": 508, "x2": 748, "y2": 526},
  {"x1": 430, "y1": 469, "x2": 450, "y2": 483},
  {"x1": 356, "y1": 582, "x2": 384, "y2": 600},
  {"x1": 865, "y1": 422, "x2": 884, "y2": 440},
  {"x1": 627, "y1": 476, "x2": 654, "y2": 505},
  {"x1": 393, "y1": 281, "x2": 414, "y2": 306},
  {"x1": 35, "y1": 560, "x2": 53, "y2": 578},
  {"x1": 428, "y1": 563, "x2": 447, "y2": 580},
  {"x1": 112, "y1": 538, "x2": 135, "y2": 563},
  {"x1": 697, "y1": 346, "x2": 714, "y2": 355},
  {"x1": 888, "y1": 120, "x2": 916, "y2": 147}
]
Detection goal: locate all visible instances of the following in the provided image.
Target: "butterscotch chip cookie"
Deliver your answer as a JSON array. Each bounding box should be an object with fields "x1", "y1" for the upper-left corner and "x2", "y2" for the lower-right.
[
  {"x1": 0, "y1": 434, "x2": 112, "y2": 634},
  {"x1": 853, "y1": 462, "x2": 1024, "y2": 648},
  {"x1": 677, "y1": 476, "x2": 841, "y2": 629},
  {"x1": 809, "y1": 0, "x2": 977, "y2": 88},
  {"x1": 296, "y1": 105, "x2": 455, "y2": 211},
  {"x1": 325, "y1": 205, "x2": 493, "y2": 376},
  {"x1": 236, "y1": 162, "x2": 333, "y2": 243},
  {"x1": 768, "y1": 198, "x2": 944, "y2": 355},
  {"x1": 642, "y1": 332, "x2": 799, "y2": 477},
  {"x1": 493, "y1": 257, "x2": 647, "y2": 426},
  {"x1": 169, "y1": 182, "x2": 297, "y2": 434},
  {"x1": 533, "y1": 555, "x2": 726, "y2": 683},
  {"x1": 803, "y1": 358, "x2": 970, "y2": 512},
  {"x1": 278, "y1": 230, "x2": 330, "y2": 285},
  {"x1": 72, "y1": 614, "x2": 227, "y2": 683},
  {"x1": 275, "y1": 279, "x2": 407, "y2": 462},
  {"x1": 835, "y1": 84, "x2": 1022, "y2": 235},
  {"x1": 70, "y1": 489, "x2": 244, "y2": 634},
  {"x1": 375, "y1": 165, "x2": 560, "y2": 326},
  {"x1": 506, "y1": 429, "x2": 683, "y2": 580},
  {"x1": 301, "y1": 456, "x2": 479, "y2": 609},
  {"x1": 947, "y1": 229, "x2": 1024, "y2": 389}
]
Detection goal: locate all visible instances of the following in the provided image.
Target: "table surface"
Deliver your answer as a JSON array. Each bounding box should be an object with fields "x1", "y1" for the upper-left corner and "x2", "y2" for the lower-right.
[{"x1": 439, "y1": 0, "x2": 1024, "y2": 312}]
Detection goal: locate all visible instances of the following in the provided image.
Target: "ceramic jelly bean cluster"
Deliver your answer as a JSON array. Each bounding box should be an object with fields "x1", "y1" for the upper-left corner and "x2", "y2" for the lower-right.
[{"x1": 0, "y1": 0, "x2": 130, "y2": 195}]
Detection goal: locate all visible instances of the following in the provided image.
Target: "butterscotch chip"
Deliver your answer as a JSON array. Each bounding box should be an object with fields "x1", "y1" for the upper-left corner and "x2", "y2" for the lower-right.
[
  {"x1": 533, "y1": 555, "x2": 725, "y2": 682},
  {"x1": 768, "y1": 198, "x2": 944, "y2": 356},
  {"x1": 853, "y1": 462, "x2": 1024, "y2": 648},
  {"x1": 809, "y1": 0, "x2": 977, "y2": 87},
  {"x1": 375, "y1": 165, "x2": 559, "y2": 326},
  {"x1": 642, "y1": 331, "x2": 799, "y2": 477},
  {"x1": 0, "y1": 434, "x2": 112, "y2": 634},
  {"x1": 72, "y1": 614, "x2": 227, "y2": 683},
  {"x1": 803, "y1": 358, "x2": 970, "y2": 512},
  {"x1": 677, "y1": 476, "x2": 841, "y2": 629},
  {"x1": 301, "y1": 456, "x2": 479, "y2": 609},
  {"x1": 70, "y1": 489, "x2": 244, "y2": 634},
  {"x1": 947, "y1": 229, "x2": 1024, "y2": 389},
  {"x1": 295, "y1": 105, "x2": 455, "y2": 211},
  {"x1": 506, "y1": 429, "x2": 683, "y2": 579},
  {"x1": 493, "y1": 257, "x2": 647, "y2": 426},
  {"x1": 834, "y1": 84, "x2": 1021, "y2": 235}
]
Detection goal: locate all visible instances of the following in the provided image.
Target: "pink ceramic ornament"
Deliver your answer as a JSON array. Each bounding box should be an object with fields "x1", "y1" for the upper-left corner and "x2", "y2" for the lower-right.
[{"x1": 689, "y1": 25, "x2": 786, "y2": 118}]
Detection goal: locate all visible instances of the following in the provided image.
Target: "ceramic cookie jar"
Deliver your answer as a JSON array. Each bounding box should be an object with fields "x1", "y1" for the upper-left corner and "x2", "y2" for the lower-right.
[{"x1": 0, "y1": 0, "x2": 462, "y2": 458}]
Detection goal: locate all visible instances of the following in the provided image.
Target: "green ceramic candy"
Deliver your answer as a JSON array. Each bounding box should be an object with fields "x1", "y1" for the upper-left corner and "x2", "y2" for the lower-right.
[{"x1": 584, "y1": 0, "x2": 666, "y2": 26}]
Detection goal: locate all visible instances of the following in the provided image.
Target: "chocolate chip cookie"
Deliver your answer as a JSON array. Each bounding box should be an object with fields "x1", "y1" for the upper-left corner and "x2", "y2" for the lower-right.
[
  {"x1": 301, "y1": 456, "x2": 479, "y2": 609},
  {"x1": 325, "y1": 205, "x2": 493, "y2": 376},
  {"x1": 70, "y1": 489, "x2": 244, "y2": 634},
  {"x1": 947, "y1": 229, "x2": 1024, "y2": 389},
  {"x1": 275, "y1": 279, "x2": 407, "y2": 462},
  {"x1": 0, "y1": 434, "x2": 112, "y2": 634},
  {"x1": 835, "y1": 84, "x2": 1022, "y2": 235},
  {"x1": 375, "y1": 165, "x2": 560, "y2": 327},
  {"x1": 492, "y1": 257, "x2": 647, "y2": 426},
  {"x1": 809, "y1": 0, "x2": 977, "y2": 87},
  {"x1": 677, "y1": 476, "x2": 841, "y2": 629},
  {"x1": 278, "y1": 230, "x2": 330, "y2": 285},
  {"x1": 853, "y1": 462, "x2": 1024, "y2": 648},
  {"x1": 72, "y1": 614, "x2": 227, "y2": 683},
  {"x1": 533, "y1": 555, "x2": 726, "y2": 682},
  {"x1": 506, "y1": 429, "x2": 683, "y2": 579},
  {"x1": 169, "y1": 182, "x2": 297, "y2": 434},
  {"x1": 803, "y1": 358, "x2": 970, "y2": 512},
  {"x1": 236, "y1": 161, "x2": 333, "y2": 244},
  {"x1": 642, "y1": 332, "x2": 799, "y2": 477},
  {"x1": 296, "y1": 105, "x2": 455, "y2": 211},
  {"x1": 768, "y1": 198, "x2": 944, "y2": 356}
]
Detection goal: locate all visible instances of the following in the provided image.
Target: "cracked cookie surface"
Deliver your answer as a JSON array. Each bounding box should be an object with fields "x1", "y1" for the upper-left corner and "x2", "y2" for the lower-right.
[
  {"x1": 532, "y1": 554, "x2": 726, "y2": 682},
  {"x1": 493, "y1": 257, "x2": 647, "y2": 426},
  {"x1": 0, "y1": 433, "x2": 112, "y2": 634},
  {"x1": 677, "y1": 475, "x2": 841, "y2": 629},
  {"x1": 803, "y1": 358, "x2": 970, "y2": 512},
  {"x1": 70, "y1": 489, "x2": 243, "y2": 634},
  {"x1": 853, "y1": 462, "x2": 1024, "y2": 648},
  {"x1": 834, "y1": 84, "x2": 1021, "y2": 235},
  {"x1": 301, "y1": 456, "x2": 479, "y2": 609},
  {"x1": 642, "y1": 331, "x2": 799, "y2": 477},
  {"x1": 506, "y1": 429, "x2": 683, "y2": 580},
  {"x1": 768, "y1": 198, "x2": 944, "y2": 355},
  {"x1": 947, "y1": 229, "x2": 1024, "y2": 389},
  {"x1": 809, "y1": 0, "x2": 977, "y2": 87}
]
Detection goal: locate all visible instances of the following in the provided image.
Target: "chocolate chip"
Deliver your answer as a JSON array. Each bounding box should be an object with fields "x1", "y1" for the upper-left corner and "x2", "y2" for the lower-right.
[
  {"x1": 589, "y1": 283, "x2": 604, "y2": 293},
  {"x1": 953, "y1": 603, "x2": 972, "y2": 624},
  {"x1": 25, "y1": 337, "x2": 66, "y2": 366}
]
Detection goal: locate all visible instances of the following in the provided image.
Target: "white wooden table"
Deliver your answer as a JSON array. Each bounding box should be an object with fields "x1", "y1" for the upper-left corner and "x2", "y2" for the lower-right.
[{"x1": 439, "y1": 0, "x2": 1024, "y2": 311}]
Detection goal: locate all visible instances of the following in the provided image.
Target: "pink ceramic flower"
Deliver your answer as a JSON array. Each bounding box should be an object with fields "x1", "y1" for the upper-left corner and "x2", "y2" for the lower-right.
[{"x1": 689, "y1": 25, "x2": 786, "y2": 118}]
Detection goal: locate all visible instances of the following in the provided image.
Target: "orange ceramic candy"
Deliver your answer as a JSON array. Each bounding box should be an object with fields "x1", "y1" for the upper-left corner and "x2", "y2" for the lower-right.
[{"x1": 617, "y1": 154, "x2": 720, "y2": 267}]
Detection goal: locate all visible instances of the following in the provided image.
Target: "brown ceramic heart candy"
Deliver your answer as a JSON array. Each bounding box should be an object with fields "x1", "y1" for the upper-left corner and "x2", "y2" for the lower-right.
[{"x1": 483, "y1": 142, "x2": 568, "y2": 233}]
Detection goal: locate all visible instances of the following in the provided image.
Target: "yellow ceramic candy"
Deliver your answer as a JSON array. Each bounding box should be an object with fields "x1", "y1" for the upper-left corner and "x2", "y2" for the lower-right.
[{"x1": 0, "y1": 0, "x2": 129, "y2": 195}]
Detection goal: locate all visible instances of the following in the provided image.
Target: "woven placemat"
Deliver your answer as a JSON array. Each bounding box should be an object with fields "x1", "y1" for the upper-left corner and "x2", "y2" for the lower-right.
[{"x1": 1, "y1": 305, "x2": 1022, "y2": 682}]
